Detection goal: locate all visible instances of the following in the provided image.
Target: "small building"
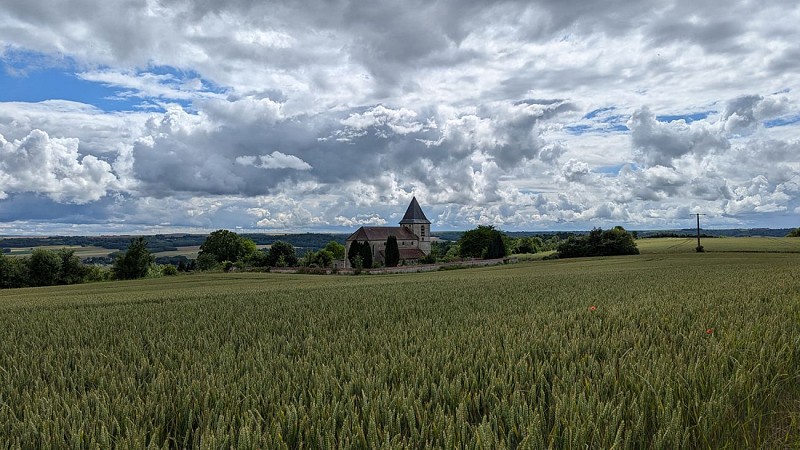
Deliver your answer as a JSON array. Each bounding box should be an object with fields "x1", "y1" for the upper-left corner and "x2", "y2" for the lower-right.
[{"x1": 344, "y1": 197, "x2": 432, "y2": 267}]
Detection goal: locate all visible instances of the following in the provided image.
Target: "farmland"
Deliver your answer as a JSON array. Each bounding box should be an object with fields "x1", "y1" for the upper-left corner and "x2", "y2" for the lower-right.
[{"x1": 1, "y1": 250, "x2": 799, "y2": 448}]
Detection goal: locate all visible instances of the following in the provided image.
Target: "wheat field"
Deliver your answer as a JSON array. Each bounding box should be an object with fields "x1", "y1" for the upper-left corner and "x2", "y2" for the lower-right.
[{"x1": 1, "y1": 251, "x2": 798, "y2": 448}]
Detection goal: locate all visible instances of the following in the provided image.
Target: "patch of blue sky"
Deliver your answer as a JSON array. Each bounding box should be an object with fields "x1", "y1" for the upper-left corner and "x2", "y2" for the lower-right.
[
  {"x1": 583, "y1": 107, "x2": 616, "y2": 120},
  {"x1": 143, "y1": 65, "x2": 228, "y2": 96},
  {"x1": 763, "y1": 114, "x2": 800, "y2": 128},
  {"x1": 564, "y1": 123, "x2": 629, "y2": 135},
  {"x1": 1, "y1": 48, "x2": 227, "y2": 112},
  {"x1": 656, "y1": 111, "x2": 713, "y2": 123},
  {"x1": 1, "y1": 59, "x2": 140, "y2": 112},
  {"x1": 593, "y1": 163, "x2": 637, "y2": 176}
]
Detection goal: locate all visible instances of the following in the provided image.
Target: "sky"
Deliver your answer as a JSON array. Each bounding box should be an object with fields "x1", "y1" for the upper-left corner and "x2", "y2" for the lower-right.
[{"x1": 1, "y1": 0, "x2": 799, "y2": 235}]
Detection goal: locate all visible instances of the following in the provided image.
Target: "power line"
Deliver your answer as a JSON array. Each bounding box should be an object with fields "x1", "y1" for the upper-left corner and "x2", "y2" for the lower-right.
[{"x1": 691, "y1": 213, "x2": 706, "y2": 252}]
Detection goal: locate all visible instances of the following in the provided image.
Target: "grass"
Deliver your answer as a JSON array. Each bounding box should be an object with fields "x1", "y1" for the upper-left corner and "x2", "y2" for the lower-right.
[
  {"x1": 4, "y1": 245, "x2": 114, "y2": 258},
  {"x1": 0, "y1": 250, "x2": 798, "y2": 448},
  {"x1": 636, "y1": 236, "x2": 800, "y2": 254}
]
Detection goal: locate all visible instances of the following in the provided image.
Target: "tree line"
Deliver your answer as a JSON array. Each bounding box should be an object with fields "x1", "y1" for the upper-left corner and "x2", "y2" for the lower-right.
[{"x1": 1, "y1": 225, "x2": 640, "y2": 289}]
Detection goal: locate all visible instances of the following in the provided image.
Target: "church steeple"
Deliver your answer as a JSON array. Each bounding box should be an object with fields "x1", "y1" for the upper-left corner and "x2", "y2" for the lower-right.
[
  {"x1": 399, "y1": 197, "x2": 431, "y2": 253},
  {"x1": 399, "y1": 197, "x2": 430, "y2": 225}
]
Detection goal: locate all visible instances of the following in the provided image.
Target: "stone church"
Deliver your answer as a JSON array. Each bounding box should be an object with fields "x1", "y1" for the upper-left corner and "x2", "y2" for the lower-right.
[{"x1": 344, "y1": 197, "x2": 431, "y2": 267}]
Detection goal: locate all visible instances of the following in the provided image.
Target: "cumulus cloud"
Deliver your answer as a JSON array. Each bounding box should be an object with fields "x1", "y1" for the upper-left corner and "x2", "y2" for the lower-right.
[
  {"x1": 628, "y1": 106, "x2": 729, "y2": 167},
  {"x1": 1, "y1": 0, "x2": 800, "y2": 231},
  {"x1": 0, "y1": 130, "x2": 118, "y2": 203},
  {"x1": 720, "y1": 94, "x2": 789, "y2": 135}
]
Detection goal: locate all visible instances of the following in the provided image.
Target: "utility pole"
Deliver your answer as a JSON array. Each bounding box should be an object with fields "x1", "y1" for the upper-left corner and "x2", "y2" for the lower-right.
[{"x1": 692, "y1": 213, "x2": 706, "y2": 252}]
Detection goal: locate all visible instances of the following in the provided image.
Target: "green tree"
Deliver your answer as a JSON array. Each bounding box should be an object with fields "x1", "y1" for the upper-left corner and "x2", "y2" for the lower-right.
[
  {"x1": 199, "y1": 229, "x2": 257, "y2": 263},
  {"x1": 267, "y1": 241, "x2": 298, "y2": 267},
  {"x1": 323, "y1": 241, "x2": 346, "y2": 260},
  {"x1": 27, "y1": 249, "x2": 62, "y2": 286},
  {"x1": 385, "y1": 235, "x2": 400, "y2": 267},
  {"x1": 512, "y1": 237, "x2": 542, "y2": 254},
  {"x1": 359, "y1": 241, "x2": 373, "y2": 269},
  {"x1": 0, "y1": 252, "x2": 29, "y2": 288},
  {"x1": 57, "y1": 248, "x2": 88, "y2": 285},
  {"x1": 787, "y1": 228, "x2": 800, "y2": 237},
  {"x1": 557, "y1": 226, "x2": 639, "y2": 258},
  {"x1": 314, "y1": 250, "x2": 334, "y2": 268},
  {"x1": 301, "y1": 249, "x2": 316, "y2": 267},
  {"x1": 347, "y1": 242, "x2": 362, "y2": 267},
  {"x1": 113, "y1": 237, "x2": 155, "y2": 280},
  {"x1": 486, "y1": 233, "x2": 507, "y2": 259},
  {"x1": 458, "y1": 225, "x2": 506, "y2": 259},
  {"x1": 196, "y1": 253, "x2": 218, "y2": 271}
]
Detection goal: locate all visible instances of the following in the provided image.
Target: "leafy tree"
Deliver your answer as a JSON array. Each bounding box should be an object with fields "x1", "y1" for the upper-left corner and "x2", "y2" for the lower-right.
[
  {"x1": 199, "y1": 229, "x2": 257, "y2": 263},
  {"x1": 196, "y1": 253, "x2": 218, "y2": 271},
  {"x1": 385, "y1": 235, "x2": 400, "y2": 267},
  {"x1": 162, "y1": 264, "x2": 178, "y2": 276},
  {"x1": 57, "y1": 248, "x2": 88, "y2": 285},
  {"x1": 512, "y1": 237, "x2": 543, "y2": 254},
  {"x1": 247, "y1": 249, "x2": 270, "y2": 267},
  {"x1": 486, "y1": 233, "x2": 507, "y2": 259},
  {"x1": 0, "y1": 252, "x2": 29, "y2": 288},
  {"x1": 359, "y1": 241, "x2": 373, "y2": 269},
  {"x1": 323, "y1": 241, "x2": 346, "y2": 260},
  {"x1": 267, "y1": 241, "x2": 298, "y2": 267},
  {"x1": 27, "y1": 249, "x2": 62, "y2": 286},
  {"x1": 113, "y1": 237, "x2": 155, "y2": 280},
  {"x1": 787, "y1": 228, "x2": 800, "y2": 237},
  {"x1": 347, "y1": 242, "x2": 362, "y2": 267},
  {"x1": 557, "y1": 226, "x2": 639, "y2": 258},
  {"x1": 314, "y1": 250, "x2": 334, "y2": 268},
  {"x1": 352, "y1": 254, "x2": 364, "y2": 274},
  {"x1": 458, "y1": 225, "x2": 507, "y2": 259},
  {"x1": 301, "y1": 249, "x2": 316, "y2": 267}
]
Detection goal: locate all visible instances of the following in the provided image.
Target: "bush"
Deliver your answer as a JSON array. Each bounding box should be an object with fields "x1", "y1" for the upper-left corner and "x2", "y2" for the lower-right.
[
  {"x1": 458, "y1": 226, "x2": 508, "y2": 259},
  {"x1": 557, "y1": 226, "x2": 639, "y2": 259},
  {"x1": 113, "y1": 237, "x2": 155, "y2": 280},
  {"x1": 162, "y1": 264, "x2": 178, "y2": 276},
  {"x1": 27, "y1": 249, "x2": 62, "y2": 287}
]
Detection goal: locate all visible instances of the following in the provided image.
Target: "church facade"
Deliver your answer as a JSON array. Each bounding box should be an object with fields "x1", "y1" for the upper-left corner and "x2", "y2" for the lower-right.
[{"x1": 344, "y1": 197, "x2": 431, "y2": 268}]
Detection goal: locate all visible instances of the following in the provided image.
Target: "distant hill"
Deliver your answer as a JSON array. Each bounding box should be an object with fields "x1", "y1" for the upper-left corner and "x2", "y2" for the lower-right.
[
  {"x1": 0, "y1": 233, "x2": 350, "y2": 253},
  {"x1": 1, "y1": 229, "x2": 794, "y2": 253}
]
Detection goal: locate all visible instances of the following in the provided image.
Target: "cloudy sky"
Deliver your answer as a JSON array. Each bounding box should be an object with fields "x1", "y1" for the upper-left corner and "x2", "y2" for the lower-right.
[{"x1": 1, "y1": 0, "x2": 799, "y2": 234}]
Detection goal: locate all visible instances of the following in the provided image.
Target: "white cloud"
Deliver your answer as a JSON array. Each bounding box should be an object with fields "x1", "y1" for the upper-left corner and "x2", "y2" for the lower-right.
[
  {"x1": 0, "y1": 130, "x2": 118, "y2": 203},
  {"x1": 1, "y1": 0, "x2": 800, "y2": 231}
]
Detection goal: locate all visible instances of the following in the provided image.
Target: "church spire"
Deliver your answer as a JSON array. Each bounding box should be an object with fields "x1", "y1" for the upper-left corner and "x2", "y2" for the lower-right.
[{"x1": 399, "y1": 197, "x2": 430, "y2": 225}]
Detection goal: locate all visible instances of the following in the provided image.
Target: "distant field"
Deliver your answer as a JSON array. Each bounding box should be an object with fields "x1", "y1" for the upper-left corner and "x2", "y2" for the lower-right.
[
  {"x1": 3, "y1": 245, "x2": 114, "y2": 258},
  {"x1": 152, "y1": 244, "x2": 270, "y2": 259},
  {"x1": 637, "y1": 236, "x2": 800, "y2": 254},
  {"x1": 151, "y1": 245, "x2": 203, "y2": 259},
  {"x1": 1, "y1": 252, "x2": 797, "y2": 448}
]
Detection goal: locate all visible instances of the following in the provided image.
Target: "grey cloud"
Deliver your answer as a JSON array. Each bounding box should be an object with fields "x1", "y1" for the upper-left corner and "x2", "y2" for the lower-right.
[
  {"x1": 721, "y1": 95, "x2": 789, "y2": 135},
  {"x1": 646, "y1": 19, "x2": 745, "y2": 54},
  {"x1": 628, "y1": 106, "x2": 729, "y2": 167}
]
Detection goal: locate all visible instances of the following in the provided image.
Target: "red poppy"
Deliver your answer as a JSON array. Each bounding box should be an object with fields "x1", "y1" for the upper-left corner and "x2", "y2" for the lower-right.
[
  {"x1": 706, "y1": 328, "x2": 714, "y2": 335},
  {"x1": 588, "y1": 305, "x2": 597, "y2": 312}
]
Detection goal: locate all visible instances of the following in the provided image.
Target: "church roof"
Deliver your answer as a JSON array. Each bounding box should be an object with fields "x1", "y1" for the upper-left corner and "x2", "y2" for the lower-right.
[
  {"x1": 346, "y1": 226, "x2": 418, "y2": 242},
  {"x1": 378, "y1": 248, "x2": 426, "y2": 260},
  {"x1": 399, "y1": 197, "x2": 430, "y2": 225}
]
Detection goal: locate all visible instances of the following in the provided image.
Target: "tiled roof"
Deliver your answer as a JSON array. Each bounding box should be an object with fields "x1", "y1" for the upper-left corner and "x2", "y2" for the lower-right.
[
  {"x1": 398, "y1": 248, "x2": 425, "y2": 259},
  {"x1": 346, "y1": 226, "x2": 418, "y2": 242},
  {"x1": 377, "y1": 248, "x2": 426, "y2": 260},
  {"x1": 399, "y1": 197, "x2": 430, "y2": 224}
]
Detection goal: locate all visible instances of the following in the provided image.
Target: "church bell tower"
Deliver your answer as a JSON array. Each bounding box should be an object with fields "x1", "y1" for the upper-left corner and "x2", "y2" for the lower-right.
[{"x1": 400, "y1": 197, "x2": 431, "y2": 254}]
